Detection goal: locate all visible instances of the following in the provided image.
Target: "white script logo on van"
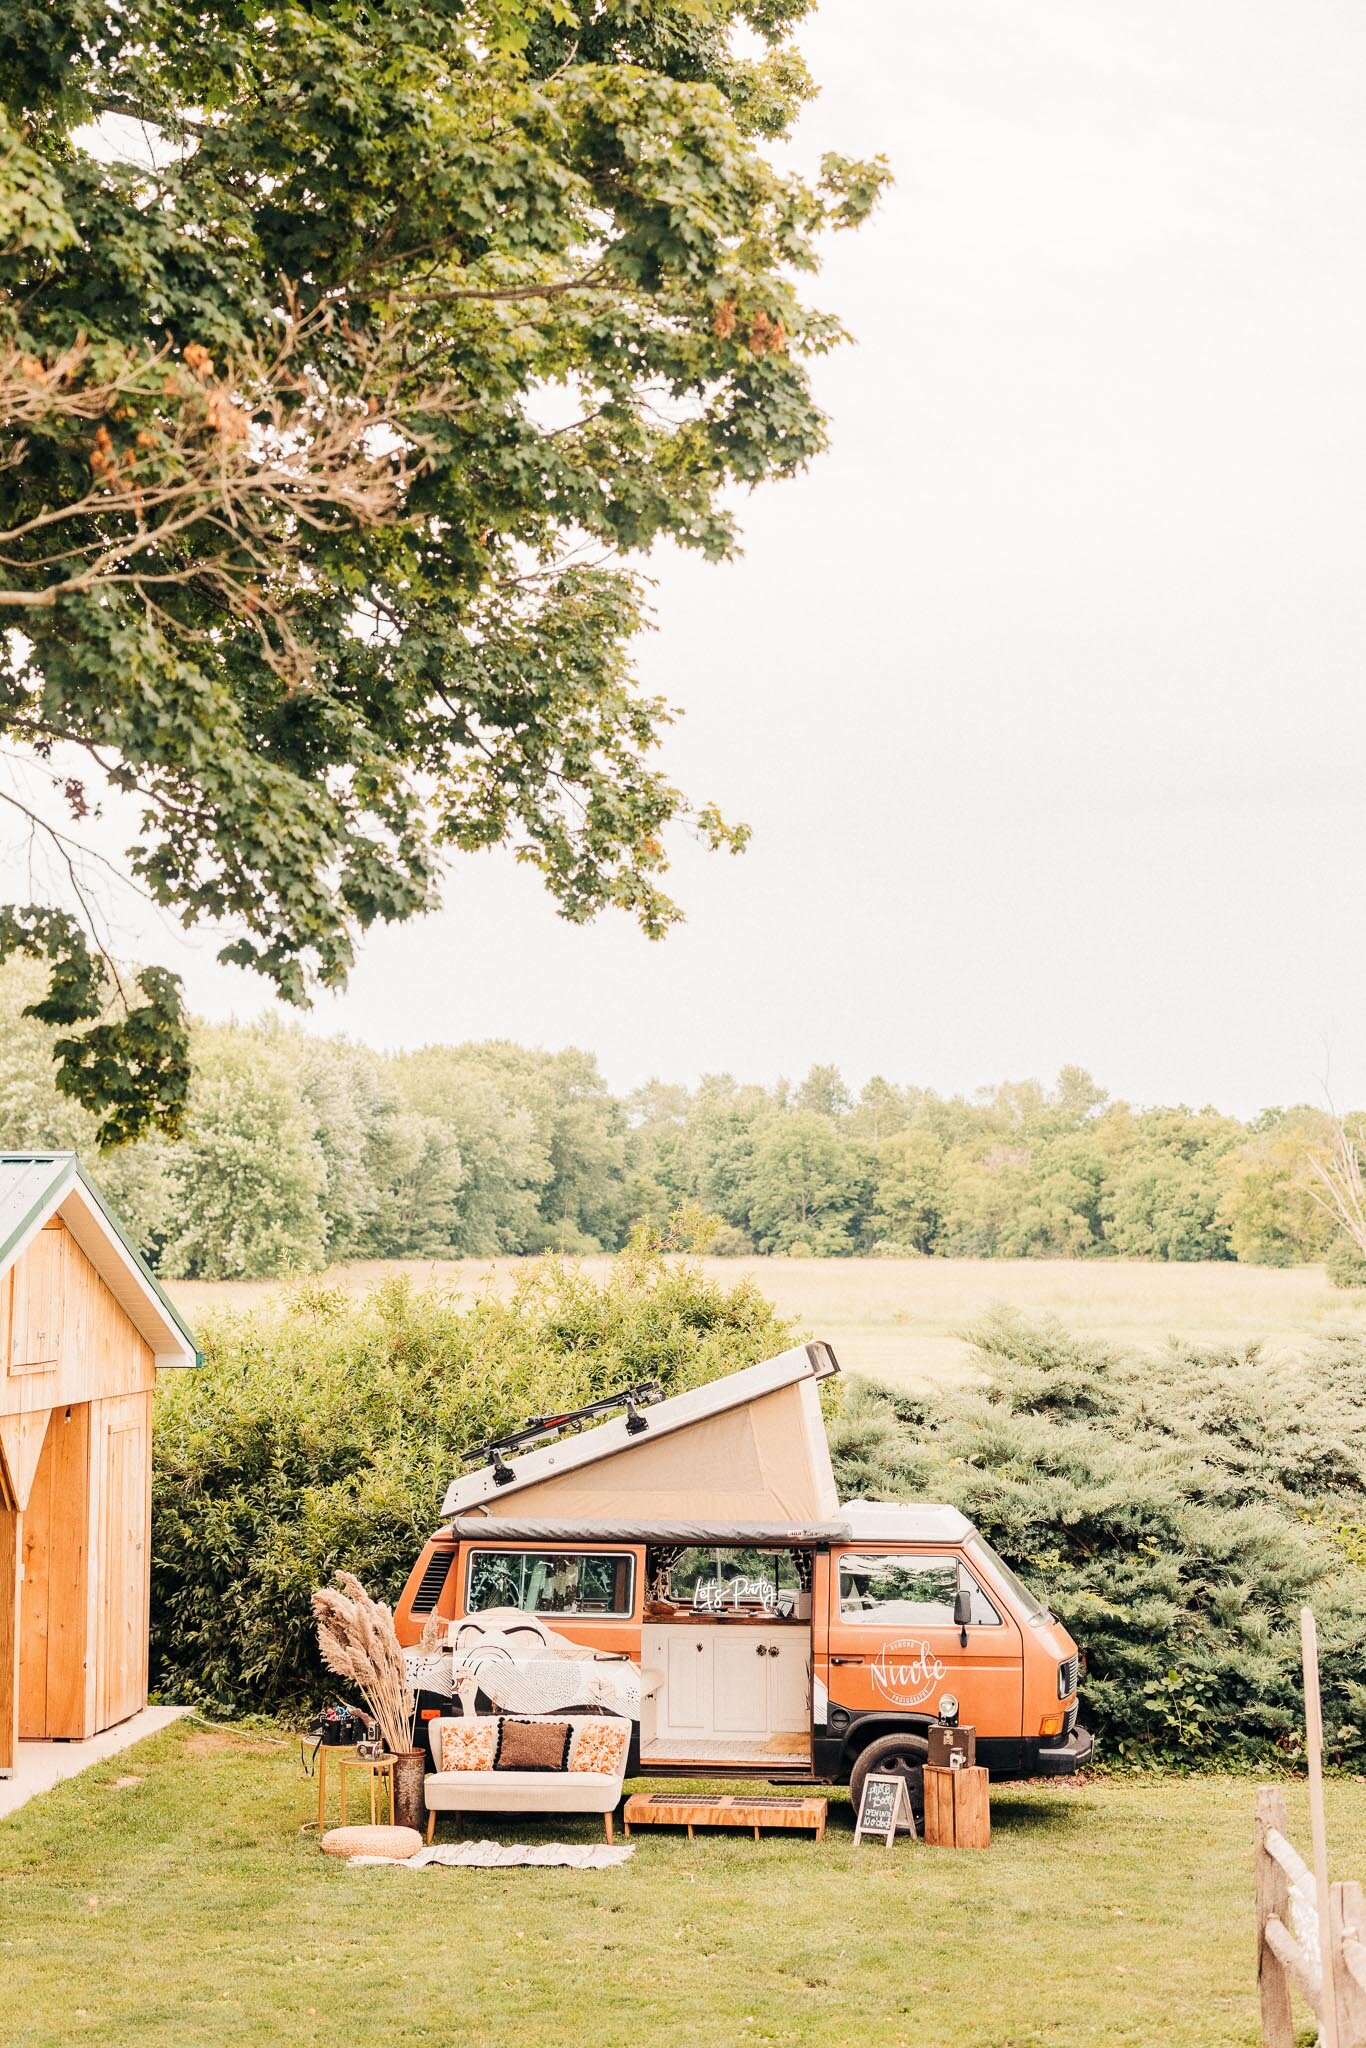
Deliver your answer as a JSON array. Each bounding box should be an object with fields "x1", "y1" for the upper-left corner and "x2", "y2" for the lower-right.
[{"x1": 870, "y1": 1638, "x2": 946, "y2": 1708}]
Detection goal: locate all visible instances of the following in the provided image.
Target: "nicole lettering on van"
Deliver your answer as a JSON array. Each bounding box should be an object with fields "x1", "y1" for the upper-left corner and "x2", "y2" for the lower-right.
[{"x1": 870, "y1": 1638, "x2": 947, "y2": 1708}]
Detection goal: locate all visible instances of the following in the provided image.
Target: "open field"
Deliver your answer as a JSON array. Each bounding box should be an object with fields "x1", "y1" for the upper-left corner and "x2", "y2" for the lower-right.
[
  {"x1": 172, "y1": 1255, "x2": 1366, "y2": 1385},
  {"x1": 0, "y1": 1719, "x2": 1352, "y2": 2048}
]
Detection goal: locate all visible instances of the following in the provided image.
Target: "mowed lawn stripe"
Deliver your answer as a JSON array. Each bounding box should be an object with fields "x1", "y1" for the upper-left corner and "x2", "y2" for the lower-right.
[{"x1": 3, "y1": 1723, "x2": 1358, "y2": 2046}]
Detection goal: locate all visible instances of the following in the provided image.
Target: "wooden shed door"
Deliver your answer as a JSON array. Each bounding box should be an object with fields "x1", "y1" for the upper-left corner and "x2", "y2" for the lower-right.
[
  {"x1": 18, "y1": 1405, "x2": 91, "y2": 1740},
  {"x1": 98, "y1": 1408, "x2": 150, "y2": 1730}
]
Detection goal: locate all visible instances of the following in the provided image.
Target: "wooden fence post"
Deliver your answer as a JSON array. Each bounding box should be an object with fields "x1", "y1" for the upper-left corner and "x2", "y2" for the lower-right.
[
  {"x1": 1335, "y1": 1881, "x2": 1366, "y2": 2048},
  {"x1": 1303, "y1": 1607, "x2": 1342, "y2": 2048},
  {"x1": 1256, "y1": 1786, "x2": 1296, "y2": 2048}
]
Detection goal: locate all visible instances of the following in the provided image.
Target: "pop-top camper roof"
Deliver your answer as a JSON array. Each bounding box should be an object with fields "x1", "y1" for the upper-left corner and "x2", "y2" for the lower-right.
[{"x1": 441, "y1": 1342, "x2": 841, "y2": 1526}]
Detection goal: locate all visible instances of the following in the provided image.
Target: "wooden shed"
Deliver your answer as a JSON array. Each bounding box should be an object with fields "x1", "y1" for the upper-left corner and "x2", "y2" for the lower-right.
[{"x1": 0, "y1": 1154, "x2": 198, "y2": 1775}]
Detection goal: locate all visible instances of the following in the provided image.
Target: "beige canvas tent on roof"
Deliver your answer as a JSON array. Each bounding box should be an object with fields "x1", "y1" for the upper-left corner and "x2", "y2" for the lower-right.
[{"x1": 441, "y1": 1342, "x2": 841, "y2": 1529}]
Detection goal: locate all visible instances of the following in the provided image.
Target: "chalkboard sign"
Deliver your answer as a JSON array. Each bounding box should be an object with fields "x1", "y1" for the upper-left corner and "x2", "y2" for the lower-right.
[{"x1": 853, "y1": 1772, "x2": 916, "y2": 1848}]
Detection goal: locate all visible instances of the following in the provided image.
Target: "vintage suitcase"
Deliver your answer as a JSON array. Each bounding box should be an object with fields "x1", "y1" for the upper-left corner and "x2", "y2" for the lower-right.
[{"x1": 926, "y1": 1720, "x2": 976, "y2": 1769}]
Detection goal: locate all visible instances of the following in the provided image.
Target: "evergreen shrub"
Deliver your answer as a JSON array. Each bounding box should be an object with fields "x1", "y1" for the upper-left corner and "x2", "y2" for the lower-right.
[{"x1": 827, "y1": 1313, "x2": 1366, "y2": 1767}]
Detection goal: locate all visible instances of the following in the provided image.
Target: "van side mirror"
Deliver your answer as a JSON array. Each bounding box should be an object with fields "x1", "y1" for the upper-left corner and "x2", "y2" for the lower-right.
[{"x1": 953, "y1": 1585, "x2": 971, "y2": 1645}]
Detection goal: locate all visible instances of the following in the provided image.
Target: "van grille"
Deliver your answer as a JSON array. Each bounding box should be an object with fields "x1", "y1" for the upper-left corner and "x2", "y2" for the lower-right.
[
  {"x1": 410, "y1": 1548, "x2": 456, "y2": 1615},
  {"x1": 1057, "y1": 1654, "x2": 1079, "y2": 1699}
]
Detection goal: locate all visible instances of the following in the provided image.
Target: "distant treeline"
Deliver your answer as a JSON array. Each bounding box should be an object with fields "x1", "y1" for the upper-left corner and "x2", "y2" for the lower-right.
[{"x1": 0, "y1": 964, "x2": 1348, "y2": 1281}]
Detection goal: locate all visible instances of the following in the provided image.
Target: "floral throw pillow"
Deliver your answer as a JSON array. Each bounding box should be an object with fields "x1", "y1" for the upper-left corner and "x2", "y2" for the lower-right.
[
  {"x1": 568, "y1": 1720, "x2": 630, "y2": 1776},
  {"x1": 440, "y1": 1720, "x2": 499, "y2": 1773}
]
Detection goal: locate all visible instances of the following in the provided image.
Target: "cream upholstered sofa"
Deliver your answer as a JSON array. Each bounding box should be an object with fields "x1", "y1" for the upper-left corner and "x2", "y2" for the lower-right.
[{"x1": 423, "y1": 1713, "x2": 631, "y2": 1844}]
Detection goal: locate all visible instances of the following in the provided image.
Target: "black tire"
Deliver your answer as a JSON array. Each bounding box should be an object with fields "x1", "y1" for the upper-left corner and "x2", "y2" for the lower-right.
[{"x1": 848, "y1": 1731, "x2": 928, "y2": 1826}]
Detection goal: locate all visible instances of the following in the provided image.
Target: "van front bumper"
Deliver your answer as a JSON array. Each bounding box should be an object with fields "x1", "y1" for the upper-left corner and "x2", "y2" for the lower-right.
[{"x1": 1034, "y1": 1724, "x2": 1094, "y2": 1776}]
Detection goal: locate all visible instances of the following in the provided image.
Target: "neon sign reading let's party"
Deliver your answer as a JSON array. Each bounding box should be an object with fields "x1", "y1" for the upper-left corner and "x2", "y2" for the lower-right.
[
  {"x1": 693, "y1": 1576, "x2": 779, "y2": 1612},
  {"x1": 870, "y1": 1638, "x2": 946, "y2": 1707}
]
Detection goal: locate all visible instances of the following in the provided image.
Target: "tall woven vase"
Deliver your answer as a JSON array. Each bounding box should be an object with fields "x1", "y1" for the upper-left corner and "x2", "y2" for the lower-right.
[{"x1": 393, "y1": 1748, "x2": 426, "y2": 1833}]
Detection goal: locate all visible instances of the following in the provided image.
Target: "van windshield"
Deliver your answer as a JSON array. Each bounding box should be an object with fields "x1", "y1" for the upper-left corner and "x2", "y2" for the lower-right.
[{"x1": 965, "y1": 1536, "x2": 1052, "y2": 1623}]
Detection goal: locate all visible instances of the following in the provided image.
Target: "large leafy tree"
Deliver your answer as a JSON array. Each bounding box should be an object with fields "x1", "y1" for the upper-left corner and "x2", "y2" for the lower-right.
[
  {"x1": 0, "y1": 0, "x2": 886, "y2": 1141},
  {"x1": 744, "y1": 1106, "x2": 865, "y2": 1254}
]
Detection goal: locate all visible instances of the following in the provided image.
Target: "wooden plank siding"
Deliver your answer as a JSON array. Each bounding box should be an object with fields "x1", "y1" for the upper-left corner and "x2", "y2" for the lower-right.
[
  {"x1": 0, "y1": 1506, "x2": 15, "y2": 1774},
  {"x1": 7, "y1": 1223, "x2": 62, "y2": 1373},
  {"x1": 93, "y1": 1394, "x2": 152, "y2": 1731},
  {"x1": 2, "y1": 1219, "x2": 159, "y2": 1754},
  {"x1": 2, "y1": 1220, "x2": 156, "y2": 1417},
  {"x1": 18, "y1": 1403, "x2": 92, "y2": 1739},
  {"x1": 17, "y1": 1419, "x2": 50, "y2": 1734}
]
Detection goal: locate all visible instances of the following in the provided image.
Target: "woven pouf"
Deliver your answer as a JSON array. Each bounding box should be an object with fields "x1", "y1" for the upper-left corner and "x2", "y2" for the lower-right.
[{"x1": 320, "y1": 1823, "x2": 423, "y2": 1861}]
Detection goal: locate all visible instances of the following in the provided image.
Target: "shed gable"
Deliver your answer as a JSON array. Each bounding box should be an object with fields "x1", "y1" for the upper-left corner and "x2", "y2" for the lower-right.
[
  {"x1": 0, "y1": 1155, "x2": 197, "y2": 1372},
  {"x1": 2, "y1": 1218, "x2": 157, "y2": 1429}
]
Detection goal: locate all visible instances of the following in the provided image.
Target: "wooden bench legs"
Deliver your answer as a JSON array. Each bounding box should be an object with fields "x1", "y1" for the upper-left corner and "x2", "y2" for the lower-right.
[
  {"x1": 423, "y1": 1809, "x2": 616, "y2": 1844},
  {"x1": 425, "y1": 1807, "x2": 452, "y2": 1845}
]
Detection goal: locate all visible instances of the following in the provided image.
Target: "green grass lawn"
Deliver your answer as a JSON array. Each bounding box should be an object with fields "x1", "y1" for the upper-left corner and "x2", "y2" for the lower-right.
[{"x1": 2, "y1": 1722, "x2": 1357, "y2": 2047}]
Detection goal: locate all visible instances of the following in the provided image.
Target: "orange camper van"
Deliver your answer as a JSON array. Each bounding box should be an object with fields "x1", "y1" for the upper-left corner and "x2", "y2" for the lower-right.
[{"x1": 395, "y1": 1344, "x2": 1091, "y2": 1818}]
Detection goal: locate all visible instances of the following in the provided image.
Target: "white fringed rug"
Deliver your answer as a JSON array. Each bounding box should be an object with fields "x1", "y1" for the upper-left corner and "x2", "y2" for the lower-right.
[{"x1": 349, "y1": 1840, "x2": 633, "y2": 1870}]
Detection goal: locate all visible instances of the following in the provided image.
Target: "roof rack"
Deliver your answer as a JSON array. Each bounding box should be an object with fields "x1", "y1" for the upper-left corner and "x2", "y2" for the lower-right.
[{"x1": 461, "y1": 1381, "x2": 665, "y2": 1486}]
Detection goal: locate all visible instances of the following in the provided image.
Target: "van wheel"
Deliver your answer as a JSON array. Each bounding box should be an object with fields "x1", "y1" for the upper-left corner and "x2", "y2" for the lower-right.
[{"x1": 848, "y1": 1733, "x2": 928, "y2": 1826}]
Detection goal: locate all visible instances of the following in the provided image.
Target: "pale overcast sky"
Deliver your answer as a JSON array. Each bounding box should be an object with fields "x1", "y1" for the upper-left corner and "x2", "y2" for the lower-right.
[{"x1": 36, "y1": 2, "x2": 1366, "y2": 1113}]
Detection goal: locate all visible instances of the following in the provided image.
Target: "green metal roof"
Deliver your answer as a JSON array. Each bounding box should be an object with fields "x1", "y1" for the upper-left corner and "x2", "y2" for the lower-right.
[{"x1": 0, "y1": 1153, "x2": 201, "y2": 1368}]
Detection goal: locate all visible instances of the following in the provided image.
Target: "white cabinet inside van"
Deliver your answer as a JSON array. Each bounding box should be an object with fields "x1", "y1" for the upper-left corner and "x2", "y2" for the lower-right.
[{"x1": 642, "y1": 1624, "x2": 809, "y2": 1759}]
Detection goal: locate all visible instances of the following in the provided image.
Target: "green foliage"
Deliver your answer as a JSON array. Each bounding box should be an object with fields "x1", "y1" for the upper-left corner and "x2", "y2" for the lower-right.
[
  {"x1": 153, "y1": 1029, "x2": 329, "y2": 1280},
  {"x1": 743, "y1": 1110, "x2": 865, "y2": 1254},
  {"x1": 0, "y1": 910, "x2": 188, "y2": 1144},
  {"x1": 0, "y1": 975, "x2": 1351, "y2": 1276},
  {"x1": 1327, "y1": 1238, "x2": 1366, "y2": 1289},
  {"x1": 293, "y1": 1038, "x2": 463, "y2": 1263},
  {"x1": 1216, "y1": 1112, "x2": 1335, "y2": 1266},
  {"x1": 0, "y1": 958, "x2": 177, "y2": 1244},
  {"x1": 1101, "y1": 1154, "x2": 1230, "y2": 1261},
  {"x1": 0, "y1": 0, "x2": 888, "y2": 1135},
  {"x1": 150, "y1": 1243, "x2": 792, "y2": 1713},
  {"x1": 868, "y1": 1129, "x2": 944, "y2": 1253},
  {"x1": 827, "y1": 1315, "x2": 1366, "y2": 1767}
]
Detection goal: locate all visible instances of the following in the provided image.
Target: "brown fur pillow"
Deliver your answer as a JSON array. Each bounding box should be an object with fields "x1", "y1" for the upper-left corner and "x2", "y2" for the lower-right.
[{"x1": 495, "y1": 1719, "x2": 572, "y2": 1771}]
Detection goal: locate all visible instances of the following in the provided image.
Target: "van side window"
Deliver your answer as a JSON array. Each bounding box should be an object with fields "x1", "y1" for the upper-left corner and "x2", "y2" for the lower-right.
[
  {"x1": 837, "y1": 1552, "x2": 1002, "y2": 1627},
  {"x1": 466, "y1": 1549, "x2": 635, "y2": 1618}
]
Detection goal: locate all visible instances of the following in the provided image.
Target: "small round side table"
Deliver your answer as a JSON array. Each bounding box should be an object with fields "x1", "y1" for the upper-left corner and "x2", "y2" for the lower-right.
[{"x1": 336, "y1": 1751, "x2": 397, "y2": 1827}]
